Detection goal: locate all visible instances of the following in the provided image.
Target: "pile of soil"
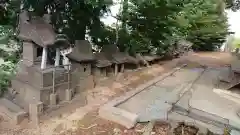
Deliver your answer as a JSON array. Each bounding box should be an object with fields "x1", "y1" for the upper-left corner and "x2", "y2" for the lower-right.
[
  {"x1": 174, "y1": 122, "x2": 199, "y2": 135},
  {"x1": 152, "y1": 121, "x2": 170, "y2": 135}
]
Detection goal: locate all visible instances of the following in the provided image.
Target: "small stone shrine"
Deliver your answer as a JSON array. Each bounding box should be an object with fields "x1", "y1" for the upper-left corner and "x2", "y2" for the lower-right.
[
  {"x1": 101, "y1": 44, "x2": 132, "y2": 75},
  {"x1": 0, "y1": 10, "x2": 71, "y2": 124},
  {"x1": 66, "y1": 40, "x2": 95, "y2": 93},
  {"x1": 92, "y1": 52, "x2": 113, "y2": 78}
]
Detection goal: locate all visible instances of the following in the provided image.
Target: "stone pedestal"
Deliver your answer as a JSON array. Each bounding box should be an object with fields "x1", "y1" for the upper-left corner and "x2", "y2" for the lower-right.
[
  {"x1": 29, "y1": 102, "x2": 43, "y2": 127},
  {"x1": 120, "y1": 64, "x2": 124, "y2": 73},
  {"x1": 65, "y1": 89, "x2": 72, "y2": 101},
  {"x1": 50, "y1": 93, "x2": 57, "y2": 106},
  {"x1": 114, "y1": 64, "x2": 118, "y2": 76}
]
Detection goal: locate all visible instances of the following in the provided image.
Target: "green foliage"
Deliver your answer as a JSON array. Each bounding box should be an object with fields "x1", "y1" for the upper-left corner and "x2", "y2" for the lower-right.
[
  {"x1": 0, "y1": 0, "x2": 21, "y2": 26},
  {"x1": 0, "y1": 0, "x2": 21, "y2": 95},
  {"x1": 21, "y1": 0, "x2": 113, "y2": 41},
  {"x1": 184, "y1": 0, "x2": 229, "y2": 51},
  {"x1": 225, "y1": 0, "x2": 240, "y2": 11},
  {"x1": 115, "y1": 0, "x2": 229, "y2": 54},
  {"x1": 0, "y1": 62, "x2": 16, "y2": 95}
]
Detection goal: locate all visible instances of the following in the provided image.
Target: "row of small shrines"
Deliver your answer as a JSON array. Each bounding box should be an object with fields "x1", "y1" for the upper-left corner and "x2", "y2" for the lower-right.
[
  {"x1": 63, "y1": 40, "x2": 162, "y2": 78},
  {"x1": 0, "y1": 11, "x2": 190, "y2": 125},
  {"x1": 18, "y1": 10, "x2": 161, "y2": 76},
  {"x1": 6, "y1": 11, "x2": 163, "y2": 115}
]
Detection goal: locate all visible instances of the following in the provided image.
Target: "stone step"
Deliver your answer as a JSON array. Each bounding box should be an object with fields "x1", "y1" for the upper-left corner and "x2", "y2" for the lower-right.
[
  {"x1": 4, "y1": 90, "x2": 30, "y2": 112},
  {"x1": 0, "y1": 98, "x2": 27, "y2": 124}
]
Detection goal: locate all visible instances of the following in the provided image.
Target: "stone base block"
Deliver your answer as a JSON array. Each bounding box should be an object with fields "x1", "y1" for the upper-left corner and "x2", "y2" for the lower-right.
[
  {"x1": 99, "y1": 106, "x2": 138, "y2": 129},
  {"x1": 29, "y1": 102, "x2": 43, "y2": 126},
  {"x1": 50, "y1": 93, "x2": 57, "y2": 106},
  {"x1": 65, "y1": 89, "x2": 72, "y2": 101},
  {"x1": 0, "y1": 98, "x2": 27, "y2": 125}
]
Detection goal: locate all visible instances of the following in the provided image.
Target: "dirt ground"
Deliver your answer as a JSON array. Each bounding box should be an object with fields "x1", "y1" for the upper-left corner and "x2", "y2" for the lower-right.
[{"x1": 0, "y1": 52, "x2": 233, "y2": 135}]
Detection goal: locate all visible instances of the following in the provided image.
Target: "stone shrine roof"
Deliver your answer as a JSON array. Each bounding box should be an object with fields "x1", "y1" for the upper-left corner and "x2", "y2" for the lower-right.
[
  {"x1": 18, "y1": 11, "x2": 69, "y2": 48},
  {"x1": 66, "y1": 40, "x2": 95, "y2": 63},
  {"x1": 93, "y1": 52, "x2": 112, "y2": 68},
  {"x1": 101, "y1": 44, "x2": 132, "y2": 64}
]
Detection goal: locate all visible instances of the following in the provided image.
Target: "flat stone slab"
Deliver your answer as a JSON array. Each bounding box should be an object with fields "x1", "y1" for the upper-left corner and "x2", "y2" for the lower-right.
[
  {"x1": 0, "y1": 98, "x2": 27, "y2": 124},
  {"x1": 189, "y1": 68, "x2": 240, "y2": 131},
  {"x1": 137, "y1": 101, "x2": 172, "y2": 122},
  {"x1": 173, "y1": 90, "x2": 192, "y2": 115},
  {"x1": 99, "y1": 66, "x2": 240, "y2": 131},
  {"x1": 99, "y1": 65, "x2": 187, "y2": 128},
  {"x1": 99, "y1": 106, "x2": 138, "y2": 129},
  {"x1": 118, "y1": 68, "x2": 203, "y2": 117},
  {"x1": 231, "y1": 130, "x2": 240, "y2": 135}
]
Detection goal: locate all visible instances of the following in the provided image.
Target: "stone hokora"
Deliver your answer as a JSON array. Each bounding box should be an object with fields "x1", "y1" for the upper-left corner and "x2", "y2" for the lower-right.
[
  {"x1": 6, "y1": 10, "x2": 71, "y2": 125},
  {"x1": 101, "y1": 44, "x2": 139, "y2": 76},
  {"x1": 66, "y1": 40, "x2": 95, "y2": 92}
]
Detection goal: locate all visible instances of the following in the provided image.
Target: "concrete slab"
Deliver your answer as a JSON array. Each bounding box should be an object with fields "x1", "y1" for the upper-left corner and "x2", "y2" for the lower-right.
[
  {"x1": 100, "y1": 66, "x2": 240, "y2": 131},
  {"x1": 231, "y1": 130, "x2": 240, "y2": 135},
  {"x1": 99, "y1": 106, "x2": 138, "y2": 129},
  {"x1": 99, "y1": 65, "x2": 187, "y2": 128},
  {"x1": 137, "y1": 101, "x2": 172, "y2": 122},
  {"x1": 189, "y1": 68, "x2": 240, "y2": 130},
  {"x1": 173, "y1": 90, "x2": 192, "y2": 115},
  {"x1": 118, "y1": 68, "x2": 203, "y2": 117},
  {"x1": 155, "y1": 68, "x2": 204, "y2": 87}
]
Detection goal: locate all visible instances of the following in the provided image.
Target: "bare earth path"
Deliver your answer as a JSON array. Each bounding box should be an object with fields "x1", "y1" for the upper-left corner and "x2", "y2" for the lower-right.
[{"x1": 0, "y1": 52, "x2": 232, "y2": 135}]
